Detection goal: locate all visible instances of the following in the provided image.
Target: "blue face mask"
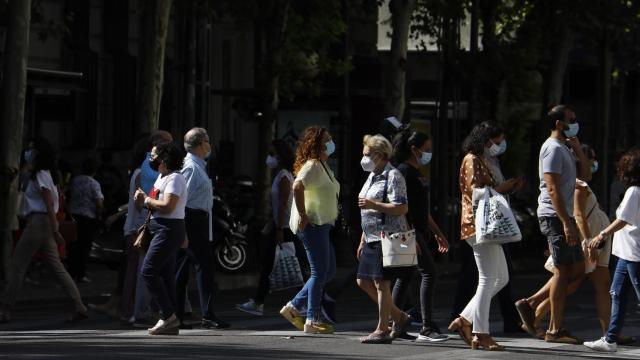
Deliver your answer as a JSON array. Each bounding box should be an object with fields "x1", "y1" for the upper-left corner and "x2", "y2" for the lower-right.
[
  {"x1": 419, "y1": 152, "x2": 432, "y2": 165},
  {"x1": 591, "y1": 160, "x2": 599, "y2": 174},
  {"x1": 498, "y1": 140, "x2": 507, "y2": 155},
  {"x1": 325, "y1": 140, "x2": 336, "y2": 157},
  {"x1": 24, "y1": 149, "x2": 35, "y2": 164},
  {"x1": 564, "y1": 122, "x2": 580, "y2": 138}
]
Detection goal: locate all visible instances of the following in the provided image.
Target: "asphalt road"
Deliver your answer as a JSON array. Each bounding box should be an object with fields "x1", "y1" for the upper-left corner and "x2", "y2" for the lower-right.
[{"x1": 1, "y1": 266, "x2": 639, "y2": 359}]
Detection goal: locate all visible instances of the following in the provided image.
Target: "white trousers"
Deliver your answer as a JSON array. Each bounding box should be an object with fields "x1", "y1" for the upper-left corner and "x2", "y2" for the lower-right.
[{"x1": 460, "y1": 238, "x2": 509, "y2": 334}]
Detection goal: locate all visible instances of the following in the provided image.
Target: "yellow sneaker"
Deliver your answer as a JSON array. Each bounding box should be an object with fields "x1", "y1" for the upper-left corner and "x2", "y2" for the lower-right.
[
  {"x1": 280, "y1": 303, "x2": 304, "y2": 330},
  {"x1": 304, "y1": 321, "x2": 334, "y2": 334}
]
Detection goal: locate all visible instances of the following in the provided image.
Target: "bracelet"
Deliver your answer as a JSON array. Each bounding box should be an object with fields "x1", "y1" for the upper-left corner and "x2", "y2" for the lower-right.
[
  {"x1": 143, "y1": 197, "x2": 151, "y2": 208},
  {"x1": 599, "y1": 230, "x2": 607, "y2": 238}
]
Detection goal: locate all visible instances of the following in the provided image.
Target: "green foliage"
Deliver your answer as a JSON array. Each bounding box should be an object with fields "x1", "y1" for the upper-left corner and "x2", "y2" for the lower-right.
[{"x1": 213, "y1": 0, "x2": 350, "y2": 100}]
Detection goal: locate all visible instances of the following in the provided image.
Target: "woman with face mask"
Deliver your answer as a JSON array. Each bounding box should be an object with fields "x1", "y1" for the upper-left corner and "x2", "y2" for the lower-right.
[
  {"x1": 1, "y1": 138, "x2": 88, "y2": 323},
  {"x1": 237, "y1": 139, "x2": 307, "y2": 316},
  {"x1": 449, "y1": 123, "x2": 521, "y2": 351},
  {"x1": 450, "y1": 122, "x2": 525, "y2": 337},
  {"x1": 280, "y1": 126, "x2": 340, "y2": 334},
  {"x1": 134, "y1": 142, "x2": 188, "y2": 335},
  {"x1": 389, "y1": 130, "x2": 449, "y2": 342},
  {"x1": 355, "y1": 134, "x2": 411, "y2": 344}
]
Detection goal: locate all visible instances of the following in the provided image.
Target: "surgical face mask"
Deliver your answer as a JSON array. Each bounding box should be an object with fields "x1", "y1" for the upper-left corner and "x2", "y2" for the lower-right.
[
  {"x1": 24, "y1": 149, "x2": 36, "y2": 164},
  {"x1": 591, "y1": 160, "x2": 599, "y2": 174},
  {"x1": 266, "y1": 155, "x2": 279, "y2": 169},
  {"x1": 488, "y1": 140, "x2": 507, "y2": 157},
  {"x1": 205, "y1": 150, "x2": 212, "y2": 160},
  {"x1": 419, "y1": 151, "x2": 432, "y2": 165},
  {"x1": 325, "y1": 140, "x2": 336, "y2": 156},
  {"x1": 564, "y1": 122, "x2": 580, "y2": 138},
  {"x1": 360, "y1": 156, "x2": 375, "y2": 172}
]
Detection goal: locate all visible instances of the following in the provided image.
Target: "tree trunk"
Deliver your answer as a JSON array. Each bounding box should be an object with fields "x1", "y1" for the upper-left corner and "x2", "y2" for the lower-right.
[
  {"x1": 137, "y1": 0, "x2": 173, "y2": 135},
  {"x1": 255, "y1": 0, "x2": 291, "y2": 224},
  {"x1": 384, "y1": 0, "x2": 416, "y2": 123},
  {"x1": 183, "y1": 0, "x2": 196, "y2": 131},
  {"x1": 595, "y1": 32, "x2": 612, "y2": 210},
  {"x1": 467, "y1": 0, "x2": 479, "y2": 125},
  {"x1": 543, "y1": 25, "x2": 573, "y2": 110},
  {"x1": 0, "y1": 0, "x2": 32, "y2": 281}
]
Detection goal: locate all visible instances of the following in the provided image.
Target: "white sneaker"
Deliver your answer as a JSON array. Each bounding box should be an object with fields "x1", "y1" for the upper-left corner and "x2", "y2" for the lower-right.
[
  {"x1": 584, "y1": 337, "x2": 617, "y2": 352},
  {"x1": 235, "y1": 299, "x2": 264, "y2": 316}
]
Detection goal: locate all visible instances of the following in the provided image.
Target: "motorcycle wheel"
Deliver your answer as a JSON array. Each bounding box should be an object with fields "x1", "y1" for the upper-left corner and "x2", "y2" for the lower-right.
[{"x1": 215, "y1": 241, "x2": 248, "y2": 273}]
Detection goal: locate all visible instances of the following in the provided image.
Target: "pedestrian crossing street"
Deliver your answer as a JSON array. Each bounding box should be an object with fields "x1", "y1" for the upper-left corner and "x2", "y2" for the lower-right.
[{"x1": 1, "y1": 325, "x2": 639, "y2": 359}]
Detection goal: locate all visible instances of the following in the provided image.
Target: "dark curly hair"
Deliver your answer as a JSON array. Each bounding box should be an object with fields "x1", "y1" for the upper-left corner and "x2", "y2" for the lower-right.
[
  {"x1": 462, "y1": 123, "x2": 491, "y2": 156},
  {"x1": 273, "y1": 139, "x2": 295, "y2": 172},
  {"x1": 620, "y1": 148, "x2": 640, "y2": 187},
  {"x1": 30, "y1": 137, "x2": 59, "y2": 184},
  {"x1": 155, "y1": 142, "x2": 185, "y2": 172},
  {"x1": 391, "y1": 130, "x2": 429, "y2": 165},
  {"x1": 293, "y1": 126, "x2": 328, "y2": 175}
]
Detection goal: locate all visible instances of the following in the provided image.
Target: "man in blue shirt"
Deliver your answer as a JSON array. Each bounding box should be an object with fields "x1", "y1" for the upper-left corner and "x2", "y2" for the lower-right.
[{"x1": 175, "y1": 127, "x2": 229, "y2": 329}]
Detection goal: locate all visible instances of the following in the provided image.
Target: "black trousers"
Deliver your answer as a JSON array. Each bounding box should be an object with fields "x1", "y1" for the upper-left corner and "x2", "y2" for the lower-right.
[
  {"x1": 392, "y1": 231, "x2": 439, "y2": 329},
  {"x1": 67, "y1": 214, "x2": 100, "y2": 279},
  {"x1": 175, "y1": 208, "x2": 216, "y2": 320},
  {"x1": 450, "y1": 240, "x2": 520, "y2": 330}
]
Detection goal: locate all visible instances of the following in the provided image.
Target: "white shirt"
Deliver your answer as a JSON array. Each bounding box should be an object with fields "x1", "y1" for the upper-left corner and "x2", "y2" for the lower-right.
[
  {"x1": 123, "y1": 169, "x2": 149, "y2": 236},
  {"x1": 271, "y1": 169, "x2": 294, "y2": 228},
  {"x1": 21, "y1": 170, "x2": 59, "y2": 216},
  {"x1": 613, "y1": 186, "x2": 640, "y2": 262},
  {"x1": 151, "y1": 172, "x2": 187, "y2": 220}
]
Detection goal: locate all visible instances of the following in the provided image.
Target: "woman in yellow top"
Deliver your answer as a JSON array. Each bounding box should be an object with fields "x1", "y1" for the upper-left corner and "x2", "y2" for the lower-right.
[{"x1": 280, "y1": 126, "x2": 340, "y2": 334}]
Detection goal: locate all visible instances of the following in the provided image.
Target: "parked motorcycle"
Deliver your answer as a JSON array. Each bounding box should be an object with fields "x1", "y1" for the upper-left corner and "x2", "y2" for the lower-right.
[{"x1": 90, "y1": 183, "x2": 252, "y2": 274}]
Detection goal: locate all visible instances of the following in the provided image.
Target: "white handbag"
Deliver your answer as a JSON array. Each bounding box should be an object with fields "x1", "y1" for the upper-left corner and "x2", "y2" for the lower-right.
[
  {"x1": 472, "y1": 187, "x2": 522, "y2": 244},
  {"x1": 373, "y1": 170, "x2": 417, "y2": 268},
  {"x1": 381, "y1": 228, "x2": 418, "y2": 267}
]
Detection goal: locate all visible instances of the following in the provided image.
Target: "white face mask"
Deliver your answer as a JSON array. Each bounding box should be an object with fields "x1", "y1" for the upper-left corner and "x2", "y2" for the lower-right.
[
  {"x1": 360, "y1": 156, "x2": 375, "y2": 172},
  {"x1": 487, "y1": 141, "x2": 502, "y2": 157},
  {"x1": 266, "y1": 155, "x2": 278, "y2": 169},
  {"x1": 564, "y1": 122, "x2": 579, "y2": 138}
]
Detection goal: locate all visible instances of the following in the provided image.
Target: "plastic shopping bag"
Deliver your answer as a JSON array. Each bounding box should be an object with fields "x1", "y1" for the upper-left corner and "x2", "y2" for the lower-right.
[
  {"x1": 269, "y1": 242, "x2": 304, "y2": 291},
  {"x1": 472, "y1": 187, "x2": 522, "y2": 244}
]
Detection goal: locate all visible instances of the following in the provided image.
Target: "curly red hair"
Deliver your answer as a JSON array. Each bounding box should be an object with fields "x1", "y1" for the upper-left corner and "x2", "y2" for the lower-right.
[{"x1": 293, "y1": 126, "x2": 328, "y2": 175}]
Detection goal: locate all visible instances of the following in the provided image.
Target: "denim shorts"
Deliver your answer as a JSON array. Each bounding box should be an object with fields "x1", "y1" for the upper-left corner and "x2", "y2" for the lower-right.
[{"x1": 539, "y1": 216, "x2": 583, "y2": 266}]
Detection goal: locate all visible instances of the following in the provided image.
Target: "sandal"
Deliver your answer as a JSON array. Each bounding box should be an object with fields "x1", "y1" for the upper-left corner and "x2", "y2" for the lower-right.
[
  {"x1": 360, "y1": 331, "x2": 393, "y2": 344},
  {"x1": 390, "y1": 313, "x2": 412, "y2": 339},
  {"x1": 448, "y1": 316, "x2": 472, "y2": 345}
]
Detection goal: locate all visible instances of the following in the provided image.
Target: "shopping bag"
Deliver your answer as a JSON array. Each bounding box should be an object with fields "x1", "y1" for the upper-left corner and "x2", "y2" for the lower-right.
[
  {"x1": 381, "y1": 229, "x2": 418, "y2": 267},
  {"x1": 269, "y1": 242, "x2": 304, "y2": 291},
  {"x1": 472, "y1": 187, "x2": 522, "y2": 244}
]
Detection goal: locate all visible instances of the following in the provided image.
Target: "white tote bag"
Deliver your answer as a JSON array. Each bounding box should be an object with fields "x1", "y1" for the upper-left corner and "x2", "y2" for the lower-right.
[
  {"x1": 381, "y1": 229, "x2": 418, "y2": 267},
  {"x1": 472, "y1": 187, "x2": 522, "y2": 244},
  {"x1": 269, "y1": 242, "x2": 304, "y2": 291}
]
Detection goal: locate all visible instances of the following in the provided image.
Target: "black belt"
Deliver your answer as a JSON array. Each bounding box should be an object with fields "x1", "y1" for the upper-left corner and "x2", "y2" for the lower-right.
[
  {"x1": 185, "y1": 207, "x2": 208, "y2": 215},
  {"x1": 28, "y1": 212, "x2": 48, "y2": 217}
]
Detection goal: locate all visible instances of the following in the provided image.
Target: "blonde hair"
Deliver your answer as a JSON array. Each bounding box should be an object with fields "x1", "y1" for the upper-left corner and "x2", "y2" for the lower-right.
[{"x1": 363, "y1": 134, "x2": 392, "y2": 160}]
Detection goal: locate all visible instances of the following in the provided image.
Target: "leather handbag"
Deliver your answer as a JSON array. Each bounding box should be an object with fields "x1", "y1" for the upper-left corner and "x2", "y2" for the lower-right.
[
  {"x1": 58, "y1": 214, "x2": 78, "y2": 244},
  {"x1": 133, "y1": 210, "x2": 152, "y2": 251}
]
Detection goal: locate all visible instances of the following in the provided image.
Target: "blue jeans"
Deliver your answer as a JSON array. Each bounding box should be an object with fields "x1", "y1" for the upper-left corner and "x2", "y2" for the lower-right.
[
  {"x1": 605, "y1": 258, "x2": 640, "y2": 343},
  {"x1": 291, "y1": 224, "x2": 336, "y2": 321}
]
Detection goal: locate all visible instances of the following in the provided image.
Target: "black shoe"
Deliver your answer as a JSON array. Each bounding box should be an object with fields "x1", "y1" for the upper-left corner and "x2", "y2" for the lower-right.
[
  {"x1": 395, "y1": 331, "x2": 417, "y2": 341},
  {"x1": 321, "y1": 295, "x2": 337, "y2": 324},
  {"x1": 179, "y1": 322, "x2": 193, "y2": 330},
  {"x1": 202, "y1": 316, "x2": 230, "y2": 329}
]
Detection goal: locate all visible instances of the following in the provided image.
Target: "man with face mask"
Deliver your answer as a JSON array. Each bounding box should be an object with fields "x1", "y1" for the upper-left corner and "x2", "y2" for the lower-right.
[
  {"x1": 515, "y1": 105, "x2": 589, "y2": 344},
  {"x1": 174, "y1": 127, "x2": 229, "y2": 329}
]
